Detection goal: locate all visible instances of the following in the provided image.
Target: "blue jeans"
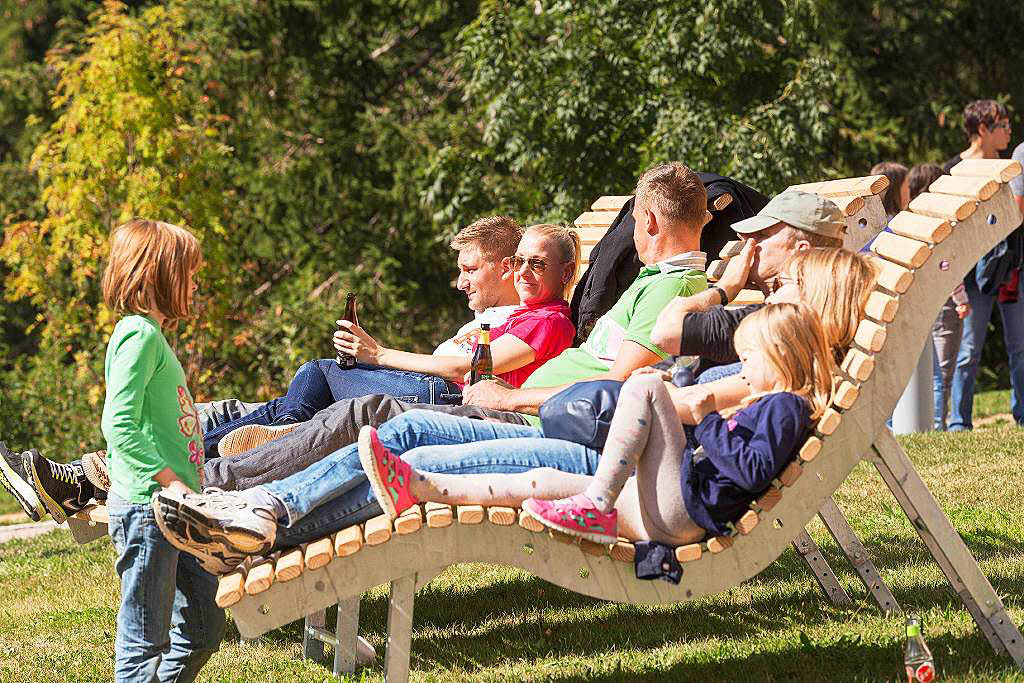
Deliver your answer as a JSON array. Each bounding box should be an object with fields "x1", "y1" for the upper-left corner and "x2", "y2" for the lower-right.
[
  {"x1": 698, "y1": 361, "x2": 741, "y2": 384},
  {"x1": 107, "y1": 493, "x2": 224, "y2": 683},
  {"x1": 265, "y1": 410, "x2": 600, "y2": 548},
  {"x1": 203, "y1": 360, "x2": 462, "y2": 456},
  {"x1": 949, "y1": 272, "x2": 1024, "y2": 430}
]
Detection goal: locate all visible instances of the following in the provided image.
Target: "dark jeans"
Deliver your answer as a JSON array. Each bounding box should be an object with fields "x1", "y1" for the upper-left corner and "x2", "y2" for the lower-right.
[
  {"x1": 202, "y1": 393, "x2": 527, "y2": 491},
  {"x1": 202, "y1": 360, "x2": 462, "y2": 457}
]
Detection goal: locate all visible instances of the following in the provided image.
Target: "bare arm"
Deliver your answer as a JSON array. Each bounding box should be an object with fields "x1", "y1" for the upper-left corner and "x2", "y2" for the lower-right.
[{"x1": 666, "y1": 374, "x2": 750, "y2": 425}]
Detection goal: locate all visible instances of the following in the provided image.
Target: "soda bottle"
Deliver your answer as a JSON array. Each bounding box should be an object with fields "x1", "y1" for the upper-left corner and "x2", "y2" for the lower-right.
[
  {"x1": 336, "y1": 292, "x2": 359, "y2": 369},
  {"x1": 469, "y1": 323, "x2": 494, "y2": 385},
  {"x1": 904, "y1": 614, "x2": 936, "y2": 682}
]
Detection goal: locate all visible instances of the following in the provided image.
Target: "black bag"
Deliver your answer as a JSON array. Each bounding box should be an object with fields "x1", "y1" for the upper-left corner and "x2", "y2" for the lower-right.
[
  {"x1": 976, "y1": 227, "x2": 1024, "y2": 295},
  {"x1": 538, "y1": 379, "x2": 623, "y2": 450}
]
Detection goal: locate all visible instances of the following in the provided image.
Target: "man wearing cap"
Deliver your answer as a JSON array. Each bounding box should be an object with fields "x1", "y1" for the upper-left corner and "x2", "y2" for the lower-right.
[{"x1": 651, "y1": 190, "x2": 846, "y2": 367}]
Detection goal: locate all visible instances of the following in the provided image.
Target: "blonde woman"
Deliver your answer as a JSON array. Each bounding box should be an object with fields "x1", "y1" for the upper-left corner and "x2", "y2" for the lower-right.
[{"x1": 360, "y1": 303, "x2": 834, "y2": 546}]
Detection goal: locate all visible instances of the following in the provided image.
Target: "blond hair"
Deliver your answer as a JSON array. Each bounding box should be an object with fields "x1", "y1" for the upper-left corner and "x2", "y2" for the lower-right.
[
  {"x1": 634, "y1": 162, "x2": 707, "y2": 228},
  {"x1": 732, "y1": 303, "x2": 834, "y2": 420},
  {"x1": 789, "y1": 248, "x2": 877, "y2": 357},
  {"x1": 102, "y1": 218, "x2": 202, "y2": 324},
  {"x1": 524, "y1": 223, "x2": 582, "y2": 300},
  {"x1": 451, "y1": 215, "x2": 523, "y2": 261}
]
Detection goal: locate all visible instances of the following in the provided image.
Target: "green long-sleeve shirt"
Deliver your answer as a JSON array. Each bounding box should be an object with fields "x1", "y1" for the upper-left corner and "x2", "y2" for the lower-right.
[{"x1": 101, "y1": 315, "x2": 204, "y2": 503}]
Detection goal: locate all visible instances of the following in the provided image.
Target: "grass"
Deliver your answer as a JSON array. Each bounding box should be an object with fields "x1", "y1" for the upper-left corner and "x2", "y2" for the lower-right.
[{"x1": 1, "y1": 426, "x2": 1023, "y2": 681}]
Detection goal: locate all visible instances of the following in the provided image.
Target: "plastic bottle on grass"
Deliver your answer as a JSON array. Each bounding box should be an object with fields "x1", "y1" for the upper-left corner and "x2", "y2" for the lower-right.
[{"x1": 904, "y1": 613, "x2": 936, "y2": 682}]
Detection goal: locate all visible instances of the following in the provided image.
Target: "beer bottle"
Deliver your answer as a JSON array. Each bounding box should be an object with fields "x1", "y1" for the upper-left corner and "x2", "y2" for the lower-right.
[
  {"x1": 336, "y1": 292, "x2": 359, "y2": 369},
  {"x1": 469, "y1": 323, "x2": 494, "y2": 385}
]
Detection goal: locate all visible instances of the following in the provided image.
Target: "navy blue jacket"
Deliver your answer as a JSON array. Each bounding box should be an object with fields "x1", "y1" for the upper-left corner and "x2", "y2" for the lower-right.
[{"x1": 682, "y1": 392, "x2": 810, "y2": 536}]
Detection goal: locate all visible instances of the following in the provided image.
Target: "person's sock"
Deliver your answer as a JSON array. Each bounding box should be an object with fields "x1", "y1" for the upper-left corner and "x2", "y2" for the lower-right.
[{"x1": 234, "y1": 486, "x2": 289, "y2": 523}]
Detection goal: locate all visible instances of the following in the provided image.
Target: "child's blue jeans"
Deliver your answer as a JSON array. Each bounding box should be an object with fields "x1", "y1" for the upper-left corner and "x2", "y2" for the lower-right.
[{"x1": 107, "y1": 492, "x2": 225, "y2": 683}]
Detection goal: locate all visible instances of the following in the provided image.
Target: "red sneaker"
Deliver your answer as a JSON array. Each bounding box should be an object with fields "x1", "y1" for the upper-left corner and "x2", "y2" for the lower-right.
[
  {"x1": 522, "y1": 494, "x2": 618, "y2": 544},
  {"x1": 358, "y1": 426, "x2": 417, "y2": 520}
]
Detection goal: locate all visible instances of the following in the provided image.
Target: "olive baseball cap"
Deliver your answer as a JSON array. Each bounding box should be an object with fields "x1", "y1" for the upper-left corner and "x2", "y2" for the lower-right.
[{"x1": 731, "y1": 190, "x2": 847, "y2": 239}]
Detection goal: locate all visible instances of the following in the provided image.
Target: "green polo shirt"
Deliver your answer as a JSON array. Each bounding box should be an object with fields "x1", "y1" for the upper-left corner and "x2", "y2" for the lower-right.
[{"x1": 520, "y1": 254, "x2": 707, "y2": 424}]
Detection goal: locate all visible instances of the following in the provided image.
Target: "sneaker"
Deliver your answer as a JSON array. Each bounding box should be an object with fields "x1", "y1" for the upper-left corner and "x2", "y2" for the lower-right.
[
  {"x1": 82, "y1": 450, "x2": 111, "y2": 492},
  {"x1": 522, "y1": 494, "x2": 618, "y2": 544},
  {"x1": 27, "y1": 451, "x2": 95, "y2": 524},
  {"x1": 219, "y1": 423, "x2": 299, "y2": 458},
  {"x1": 0, "y1": 442, "x2": 44, "y2": 522},
  {"x1": 357, "y1": 426, "x2": 416, "y2": 520},
  {"x1": 153, "y1": 487, "x2": 277, "y2": 558},
  {"x1": 152, "y1": 491, "x2": 249, "y2": 574}
]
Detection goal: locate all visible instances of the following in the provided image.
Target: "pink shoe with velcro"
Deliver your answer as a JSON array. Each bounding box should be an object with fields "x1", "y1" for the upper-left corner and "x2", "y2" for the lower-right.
[
  {"x1": 358, "y1": 426, "x2": 418, "y2": 520},
  {"x1": 523, "y1": 494, "x2": 618, "y2": 544}
]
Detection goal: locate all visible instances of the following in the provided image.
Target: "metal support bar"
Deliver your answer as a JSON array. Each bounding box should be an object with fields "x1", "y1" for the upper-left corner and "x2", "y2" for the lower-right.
[
  {"x1": 869, "y1": 430, "x2": 1024, "y2": 667},
  {"x1": 792, "y1": 529, "x2": 853, "y2": 606},
  {"x1": 817, "y1": 496, "x2": 902, "y2": 615},
  {"x1": 302, "y1": 596, "x2": 363, "y2": 677},
  {"x1": 385, "y1": 574, "x2": 417, "y2": 683}
]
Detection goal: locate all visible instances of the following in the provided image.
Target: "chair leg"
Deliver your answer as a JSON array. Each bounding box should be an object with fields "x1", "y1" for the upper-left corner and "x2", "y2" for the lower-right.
[
  {"x1": 792, "y1": 529, "x2": 853, "y2": 606},
  {"x1": 333, "y1": 596, "x2": 361, "y2": 675},
  {"x1": 869, "y1": 429, "x2": 1024, "y2": 668},
  {"x1": 818, "y1": 496, "x2": 902, "y2": 615},
  {"x1": 302, "y1": 609, "x2": 327, "y2": 662},
  {"x1": 385, "y1": 574, "x2": 417, "y2": 683}
]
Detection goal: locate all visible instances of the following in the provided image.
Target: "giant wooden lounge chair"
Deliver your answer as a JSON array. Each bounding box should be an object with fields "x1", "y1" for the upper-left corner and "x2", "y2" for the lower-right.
[{"x1": 66, "y1": 160, "x2": 1024, "y2": 681}]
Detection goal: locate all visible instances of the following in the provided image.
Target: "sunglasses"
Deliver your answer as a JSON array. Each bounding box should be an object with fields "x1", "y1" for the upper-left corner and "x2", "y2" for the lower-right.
[{"x1": 510, "y1": 255, "x2": 567, "y2": 274}]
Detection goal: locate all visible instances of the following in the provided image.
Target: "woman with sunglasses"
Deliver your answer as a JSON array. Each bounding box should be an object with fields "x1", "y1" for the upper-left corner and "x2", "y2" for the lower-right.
[{"x1": 200, "y1": 224, "x2": 580, "y2": 457}]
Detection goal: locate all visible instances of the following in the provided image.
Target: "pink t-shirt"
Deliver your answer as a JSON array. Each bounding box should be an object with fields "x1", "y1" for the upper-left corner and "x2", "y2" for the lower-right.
[{"x1": 462, "y1": 300, "x2": 575, "y2": 388}]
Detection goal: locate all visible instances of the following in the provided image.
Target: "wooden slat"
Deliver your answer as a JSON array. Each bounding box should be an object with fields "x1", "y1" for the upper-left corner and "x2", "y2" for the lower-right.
[
  {"x1": 707, "y1": 259, "x2": 727, "y2": 281},
  {"x1": 732, "y1": 289, "x2": 765, "y2": 306},
  {"x1": 610, "y1": 540, "x2": 635, "y2": 563},
  {"x1": 799, "y1": 436, "x2": 823, "y2": 462},
  {"x1": 817, "y1": 408, "x2": 842, "y2": 436},
  {"x1": 908, "y1": 192, "x2": 977, "y2": 221},
  {"x1": 581, "y1": 243, "x2": 596, "y2": 264},
  {"x1": 841, "y1": 347, "x2": 876, "y2": 382},
  {"x1": 757, "y1": 487, "x2": 783, "y2": 512},
  {"x1": 487, "y1": 506, "x2": 516, "y2": 525},
  {"x1": 304, "y1": 537, "x2": 334, "y2": 570},
  {"x1": 873, "y1": 259, "x2": 914, "y2": 294},
  {"x1": 456, "y1": 505, "x2": 484, "y2": 524},
  {"x1": 333, "y1": 525, "x2": 363, "y2": 557},
  {"x1": 719, "y1": 240, "x2": 744, "y2": 258},
  {"x1": 425, "y1": 502, "x2": 453, "y2": 528},
  {"x1": 518, "y1": 508, "x2": 544, "y2": 532},
  {"x1": 395, "y1": 506, "x2": 423, "y2": 535},
  {"x1": 888, "y1": 212, "x2": 952, "y2": 244},
  {"x1": 854, "y1": 319, "x2": 887, "y2": 352},
  {"x1": 871, "y1": 231, "x2": 931, "y2": 268},
  {"x1": 834, "y1": 381, "x2": 860, "y2": 410},
  {"x1": 549, "y1": 529, "x2": 576, "y2": 544},
  {"x1": 574, "y1": 211, "x2": 617, "y2": 229},
  {"x1": 707, "y1": 536, "x2": 733, "y2": 554},
  {"x1": 574, "y1": 226, "x2": 610, "y2": 245},
  {"x1": 736, "y1": 510, "x2": 760, "y2": 535},
  {"x1": 215, "y1": 569, "x2": 246, "y2": 608},
  {"x1": 579, "y1": 539, "x2": 608, "y2": 556},
  {"x1": 72, "y1": 503, "x2": 109, "y2": 524},
  {"x1": 929, "y1": 175, "x2": 999, "y2": 201},
  {"x1": 591, "y1": 195, "x2": 632, "y2": 211},
  {"x1": 788, "y1": 175, "x2": 888, "y2": 197},
  {"x1": 364, "y1": 514, "x2": 392, "y2": 545},
  {"x1": 245, "y1": 558, "x2": 275, "y2": 595},
  {"x1": 778, "y1": 462, "x2": 802, "y2": 487},
  {"x1": 864, "y1": 291, "x2": 899, "y2": 323},
  {"x1": 712, "y1": 192, "x2": 733, "y2": 211},
  {"x1": 676, "y1": 543, "x2": 703, "y2": 562},
  {"x1": 949, "y1": 158, "x2": 1022, "y2": 183},
  {"x1": 831, "y1": 195, "x2": 866, "y2": 217},
  {"x1": 275, "y1": 547, "x2": 305, "y2": 582}
]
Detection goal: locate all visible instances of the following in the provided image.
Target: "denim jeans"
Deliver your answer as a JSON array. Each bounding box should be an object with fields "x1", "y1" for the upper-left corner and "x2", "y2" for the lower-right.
[
  {"x1": 195, "y1": 398, "x2": 262, "y2": 435},
  {"x1": 107, "y1": 493, "x2": 224, "y2": 683},
  {"x1": 697, "y1": 361, "x2": 741, "y2": 384},
  {"x1": 265, "y1": 410, "x2": 600, "y2": 548},
  {"x1": 931, "y1": 298, "x2": 964, "y2": 430},
  {"x1": 949, "y1": 271, "x2": 1024, "y2": 430},
  {"x1": 203, "y1": 360, "x2": 462, "y2": 456}
]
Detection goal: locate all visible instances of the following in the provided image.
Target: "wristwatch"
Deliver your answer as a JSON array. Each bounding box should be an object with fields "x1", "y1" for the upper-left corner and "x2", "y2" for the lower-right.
[{"x1": 710, "y1": 285, "x2": 729, "y2": 306}]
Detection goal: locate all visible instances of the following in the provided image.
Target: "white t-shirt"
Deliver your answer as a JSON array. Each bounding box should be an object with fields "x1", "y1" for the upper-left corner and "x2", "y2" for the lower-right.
[{"x1": 432, "y1": 305, "x2": 518, "y2": 357}]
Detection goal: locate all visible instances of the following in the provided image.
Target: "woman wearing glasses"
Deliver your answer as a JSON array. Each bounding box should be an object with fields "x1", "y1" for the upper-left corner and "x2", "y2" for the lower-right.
[{"x1": 200, "y1": 224, "x2": 579, "y2": 457}]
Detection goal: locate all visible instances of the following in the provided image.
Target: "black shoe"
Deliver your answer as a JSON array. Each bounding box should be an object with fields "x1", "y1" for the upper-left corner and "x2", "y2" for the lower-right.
[
  {"x1": 27, "y1": 451, "x2": 95, "y2": 524},
  {"x1": 0, "y1": 441, "x2": 44, "y2": 522}
]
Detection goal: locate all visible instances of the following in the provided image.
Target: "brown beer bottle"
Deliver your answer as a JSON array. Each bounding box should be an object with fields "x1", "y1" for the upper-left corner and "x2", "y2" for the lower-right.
[
  {"x1": 469, "y1": 323, "x2": 494, "y2": 385},
  {"x1": 336, "y1": 292, "x2": 359, "y2": 369}
]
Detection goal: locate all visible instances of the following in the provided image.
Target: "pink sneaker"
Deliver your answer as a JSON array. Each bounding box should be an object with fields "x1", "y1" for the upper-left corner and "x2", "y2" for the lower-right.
[
  {"x1": 522, "y1": 494, "x2": 618, "y2": 544},
  {"x1": 358, "y1": 426, "x2": 417, "y2": 520}
]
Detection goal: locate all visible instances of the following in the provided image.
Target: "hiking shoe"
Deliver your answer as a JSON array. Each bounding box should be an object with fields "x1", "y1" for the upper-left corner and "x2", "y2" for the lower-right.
[
  {"x1": 82, "y1": 450, "x2": 111, "y2": 492},
  {"x1": 153, "y1": 487, "x2": 276, "y2": 558},
  {"x1": 0, "y1": 441, "x2": 44, "y2": 522},
  {"x1": 152, "y1": 490, "x2": 249, "y2": 575},
  {"x1": 523, "y1": 494, "x2": 618, "y2": 544},
  {"x1": 357, "y1": 426, "x2": 416, "y2": 520},
  {"x1": 219, "y1": 423, "x2": 299, "y2": 458},
  {"x1": 27, "y1": 451, "x2": 95, "y2": 524}
]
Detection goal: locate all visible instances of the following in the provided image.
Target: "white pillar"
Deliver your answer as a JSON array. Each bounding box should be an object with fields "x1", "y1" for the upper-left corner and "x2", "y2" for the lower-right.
[{"x1": 892, "y1": 339, "x2": 935, "y2": 434}]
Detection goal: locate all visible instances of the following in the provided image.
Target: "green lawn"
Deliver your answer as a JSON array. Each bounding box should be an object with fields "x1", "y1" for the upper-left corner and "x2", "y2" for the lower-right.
[{"x1": 1, "y1": 425, "x2": 1023, "y2": 681}]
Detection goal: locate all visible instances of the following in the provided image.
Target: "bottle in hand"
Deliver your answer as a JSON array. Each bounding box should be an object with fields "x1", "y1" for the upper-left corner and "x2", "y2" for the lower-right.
[
  {"x1": 337, "y1": 292, "x2": 359, "y2": 369},
  {"x1": 469, "y1": 323, "x2": 494, "y2": 385},
  {"x1": 903, "y1": 614, "x2": 936, "y2": 682}
]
